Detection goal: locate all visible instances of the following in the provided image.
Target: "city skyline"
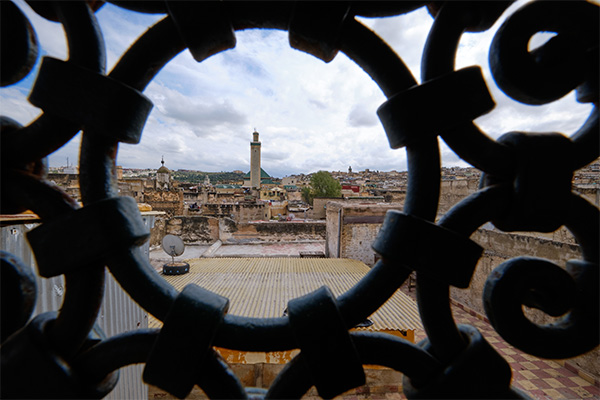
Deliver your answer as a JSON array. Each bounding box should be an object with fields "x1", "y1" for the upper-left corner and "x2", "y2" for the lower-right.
[{"x1": 1, "y1": 1, "x2": 593, "y2": 178}]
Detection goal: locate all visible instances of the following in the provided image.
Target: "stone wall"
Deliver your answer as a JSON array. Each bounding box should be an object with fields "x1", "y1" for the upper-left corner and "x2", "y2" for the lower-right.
[
  {"x1": 452, "y1": 228, "x2": 582, "y2": 314},
  {"x1": 152, "y1": 216, "x2": 325, "y2": 245},
  {"x1": 47, "y1": 173, "x2": 81, "y2": 201},
  {"x1": 340, "y1": 223, "x2": 382, "y2": 266},
  {"x1": 149, "y1": 214, "x2": 167, "y2": 247},
  {"x1": 372, "y1": 188, "x2": 406, "y2": 203},
  {"x1": 164, "y1": 216, "x2": 220, "y2": 243},
  {"x1": 118, "y1": 179, "x2": 145, "y2": 203},
  {"x1": 311, "y1": 197, "x2": 343, "y2": 220},
  {"x1": 437, "y1": 179, "x2": 597, "y2": 218},
  {"x1": 144, "y1": 189, "x2": 184, "y2": 216},
  {"x1": 228, "y1": 221, "x2": 326, "y2": 243},
  {"x1": 287, "y1": 190, "x2": 302, "y2": 202},
  {"x1": 47, "y1": 173, "x2": 79, "y2": 188},
  {"x1": 202, "y1": 203, "x2": 267, "y2": 222},
  {"x1": 268, "y1": 202, "x2": 288, "y2": 219},
  {"x1": 452, "y1": 228, "x2": 598, "y2": 380},
  {"x1": 326, "y1": 202, "x2": 402, "y2": 266},
  {"x1": 438, "y1": 179, "x2": 480, "y2": 213},
  {"x1": 500, "y1": 225, "x2": 578, "y2": 245},
  {"x1": 325, "y1": 202, "x2": 341, "y2": 258}
]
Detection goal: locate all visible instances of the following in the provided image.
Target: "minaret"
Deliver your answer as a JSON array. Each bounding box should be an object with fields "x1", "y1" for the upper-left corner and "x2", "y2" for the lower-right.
[
  {"x1": 250, "y1": 129, "x2": 261, "y2": 189},
  {"x1": 156, "y1": 156, "x2": 171, "y2": 190}
]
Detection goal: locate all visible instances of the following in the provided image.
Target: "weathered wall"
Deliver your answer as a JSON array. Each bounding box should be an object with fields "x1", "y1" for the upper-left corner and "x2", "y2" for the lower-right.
[
  {"x1": 183, "y1": 191, "x2": 200, "y2": 202},
  {"x1": 501, "y1": 225, "x2": 578, "y2": 245},
  {"x1": 326, "y1": 202, "x2": 403, "y2": 266},
  {"x1": 165, "y1": 216, "x2": 220, "y2": 243},
  {"x1": 144, "y1": 189, "x2": 184, "y2": 216},
  {"x1": 228, "y1": 221, "x2": 326, "y2": 243},
  {"x1": 47, "y1": 173, "x2": 81, "y2": 201},
  {"x1": 451, "y1": 228, "x2": 598, "y2": 380},
  {"x1": 202, "y1": 203, "x2": 267, "y2": 222},
  {"x1": 118, "y1": 179, "x2": 145, "y2": 202},
  {"x1": 217, "y1": 218, "x2": 238, "y2": 242},
  {"x1": 325, "y1": 202, "x2": 342, "y2": 258},
  {"x1": 149, "y1": 214, "x2": 167, "y2": 247},
  {"x1": 153, "y1": 216, "x2": 325, "y2": 244},
  {"x1": 268, "y1": 202, "x2": 288, "y2": 219},
  {"x1": 47, "y1": 173, "x2": 79, "y2": 190},
  {"x1": 372, "y1": 188, "x2": 406, "y2": 203},
  {"x1": 287, "y1": 190, "x2": 302, "y2": 202},
  {"x1": 451, "y1": 229, "x2": 581, "y2": 314},
  {"x1": 438, "y1": 179, "x2": 480, "y2": 213},
  {"x1": 311, "y1": 197, "x2": 343, "y2": 220},
  {"x1": 341, "y1": 223, "x2": 382, "y2": 266}
]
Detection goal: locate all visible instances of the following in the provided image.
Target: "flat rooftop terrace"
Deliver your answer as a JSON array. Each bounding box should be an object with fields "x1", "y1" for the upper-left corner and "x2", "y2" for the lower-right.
[
  {"x1": 150, "y1": 257, "x2": 422, "y2": 334},
  {"x1": 149, "y1": 241, "x2": 326, "y2": 270}
]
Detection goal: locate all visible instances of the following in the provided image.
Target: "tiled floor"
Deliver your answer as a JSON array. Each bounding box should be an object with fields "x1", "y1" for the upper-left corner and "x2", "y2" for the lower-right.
[
  {"x1": 404, "y1": 286, "x2": 600, "y2": 399},
  {"x1": 447, "y1": 307, "x2": 598, "y2": 398}
]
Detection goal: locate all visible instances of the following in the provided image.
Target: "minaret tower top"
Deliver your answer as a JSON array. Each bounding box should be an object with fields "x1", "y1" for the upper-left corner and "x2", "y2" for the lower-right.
[{"x1": 250, "y1": 129, "x2": 261, "y2": 189}]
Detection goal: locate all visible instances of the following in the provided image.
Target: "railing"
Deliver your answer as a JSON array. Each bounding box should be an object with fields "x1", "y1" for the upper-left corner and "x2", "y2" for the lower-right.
[{"x1": 1, "y1": 1, "x2": 598, "y2": 399}]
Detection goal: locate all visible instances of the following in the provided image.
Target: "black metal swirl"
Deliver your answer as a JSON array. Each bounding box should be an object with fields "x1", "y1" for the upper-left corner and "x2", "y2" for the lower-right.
[{"x1": 0, "y1": 1, "x2": 597, "y2": 399}]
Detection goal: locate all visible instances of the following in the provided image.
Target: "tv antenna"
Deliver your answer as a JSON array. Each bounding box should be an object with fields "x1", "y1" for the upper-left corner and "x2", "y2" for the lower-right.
[{"x1": 161, "y1": 235, "x2": 189, "y2": 275}]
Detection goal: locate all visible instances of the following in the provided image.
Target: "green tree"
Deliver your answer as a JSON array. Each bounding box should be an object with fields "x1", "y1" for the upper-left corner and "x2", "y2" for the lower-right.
[
  {"x1": 301, "y1": 186, "x2": 313, "y2": 205},
  {"x1": 303, "y1": 171, "x2": 341, "y2": 205}
]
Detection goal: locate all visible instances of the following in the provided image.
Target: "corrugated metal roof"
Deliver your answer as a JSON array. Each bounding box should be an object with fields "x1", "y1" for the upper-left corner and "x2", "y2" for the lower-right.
[{"x1": 150, "y1": 258, "x2": 422, "y2": 332}]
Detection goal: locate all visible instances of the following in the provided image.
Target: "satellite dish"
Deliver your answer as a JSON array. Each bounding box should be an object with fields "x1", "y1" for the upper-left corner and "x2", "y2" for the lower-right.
[
  {"x1": 162, "y1": 235, "x2": 184, "y2": 258},
  {"x1": 161, "y1": 235, "x2": 189, "y2": 275}
]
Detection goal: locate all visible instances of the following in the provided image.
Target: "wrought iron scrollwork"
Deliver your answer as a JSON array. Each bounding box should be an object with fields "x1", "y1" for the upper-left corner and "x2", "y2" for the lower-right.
[{"x1": 1, "y1": 1, "x2": 598, "y2": 399}]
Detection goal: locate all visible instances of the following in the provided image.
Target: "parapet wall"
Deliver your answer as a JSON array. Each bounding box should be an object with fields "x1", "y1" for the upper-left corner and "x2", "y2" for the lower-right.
[
  {"x1": 167, "y1": 216, "x2": 220, "y2": 243},
  {"x1": 326, "y1": 202, "x2": 402, "y2": 265},
  {"x1": 452, "y1": 228, "x2": 582, "y2": 314},
  {"x1": 452, "y1": 228, "x2": 598, "y2": 380},
  {"x1": 438, "y1": 179, "x2": 480, "y2": 213},
  {"x1": 227, "y1": 221, "x2": 326, "y2": 243},
  {"x1": 202, "y1": 202, "x2": 268, "y2": 222},
  {"x1": 151, "y1": 216, "x2": 325, "y2": 245},
  {"x1": 144, "y1": 189, "x2": 184, "y2": 216}
]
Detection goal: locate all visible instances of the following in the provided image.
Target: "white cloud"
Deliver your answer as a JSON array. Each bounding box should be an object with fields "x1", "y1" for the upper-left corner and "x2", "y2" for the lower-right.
[
  {"x1": 348, "y1": 103, "x2": 379, "y2": 127},
  {"x1": 1, "y1": 1, "x2": 594, "y2": 178},
  {"x1": 95, "y1": 5, "x2": 164, "y2": 71},
  {"x1": 358, "y1": 8, "x2": 432, "y2": 82},
  {"x1": 12, "y1": 0, "x2": 68, "y2": 61},
  {"x1": 148, "y1": 83, "x2": 248, "y2": 132},
  {"x1": 0, "y1": 86, "x2": 41, "y2": 125}
]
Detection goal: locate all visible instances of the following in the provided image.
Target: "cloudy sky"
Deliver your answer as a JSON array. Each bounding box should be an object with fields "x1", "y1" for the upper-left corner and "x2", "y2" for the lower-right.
[{"x1": 1, "y1": 1, "x2": 593, "y2": 178}]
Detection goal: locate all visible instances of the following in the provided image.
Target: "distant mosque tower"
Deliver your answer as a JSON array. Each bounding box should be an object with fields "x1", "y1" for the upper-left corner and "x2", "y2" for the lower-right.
[
  {"x1": 156, "y1": 156, "x2": 171, "y2": 190},
  {"x1": 250, "y1": 129, "x2": 261, "y2": 189}
]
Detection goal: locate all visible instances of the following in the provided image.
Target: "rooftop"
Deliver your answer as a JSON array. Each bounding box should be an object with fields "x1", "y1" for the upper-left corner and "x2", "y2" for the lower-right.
[
  {"x1": 244, "y1": 168, "x2": 271, "y2": 179},
  {"x1": 149, "y1": 257, "x2": 422, "y2": 332}
]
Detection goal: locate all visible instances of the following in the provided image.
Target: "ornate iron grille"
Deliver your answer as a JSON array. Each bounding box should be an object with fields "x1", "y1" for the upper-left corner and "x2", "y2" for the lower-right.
[{"x1": 1, "y1": 1, "x2": 598, "y2": 398}]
